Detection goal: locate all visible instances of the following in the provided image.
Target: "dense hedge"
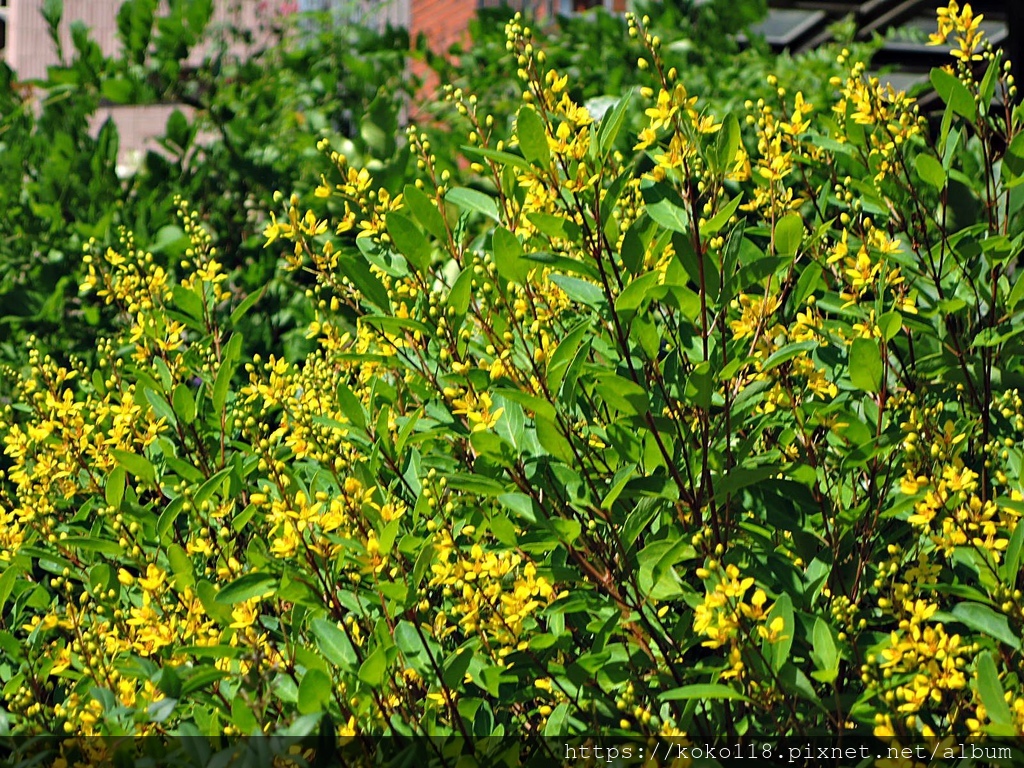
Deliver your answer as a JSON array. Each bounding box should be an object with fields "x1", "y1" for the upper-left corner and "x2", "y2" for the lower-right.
[{"x1": 2, "y1": 2, "x2": 1024, "y2": 766}]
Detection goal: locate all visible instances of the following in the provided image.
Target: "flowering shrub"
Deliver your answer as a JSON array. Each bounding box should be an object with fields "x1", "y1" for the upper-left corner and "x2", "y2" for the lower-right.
[
  {"x1": 2, "y1": 2, "x2": 1024, "y2": 764},
  {"x1": 0, "y1": 0, "x2": 414, "y2": 381}
]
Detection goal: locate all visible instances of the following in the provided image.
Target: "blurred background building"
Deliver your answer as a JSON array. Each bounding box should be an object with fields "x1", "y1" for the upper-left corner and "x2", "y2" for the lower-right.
[
  {"x1": 0, "y1": 0, "x2": 1015, "y2": 167},
  {"x1": 0, "y1": 0, "x2": 630, "y2": 79},
  {"x1": 0, "y1": 0, "x2": 628, "y2": 164}
]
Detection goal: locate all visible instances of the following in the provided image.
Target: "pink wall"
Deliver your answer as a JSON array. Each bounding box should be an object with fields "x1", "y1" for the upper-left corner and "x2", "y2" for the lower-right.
[
  {"x1": 3, "y1": 0, "x2": 277, "y2": 82},
  {"x1": 2, "y1": 1, "x2": 282, "y2": 169}
]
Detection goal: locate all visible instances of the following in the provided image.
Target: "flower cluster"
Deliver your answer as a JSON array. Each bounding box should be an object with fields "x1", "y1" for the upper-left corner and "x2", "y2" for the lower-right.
[{"x1": 1, "y1": 4, "x2": 1023, "y2": 759}]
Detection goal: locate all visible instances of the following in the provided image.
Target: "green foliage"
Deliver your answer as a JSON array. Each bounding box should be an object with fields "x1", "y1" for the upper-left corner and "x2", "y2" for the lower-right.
[
  {"x1": 0, "y1": 2, "x2": 413, "y2": 380},
  {"x1": 3, "y1": 0, "x2": 1024, "y2": 764}
]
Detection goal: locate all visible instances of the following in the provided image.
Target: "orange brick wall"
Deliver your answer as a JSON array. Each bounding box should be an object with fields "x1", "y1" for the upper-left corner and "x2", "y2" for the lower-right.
[
  {"x1": 409, "y1": 1, "x2": 630, "y2": 53},
  {"x1": 407, "y1": 0, "x2": 631, "y2": 114},
  {"x1": 411, "y1": 0, "x2": 477, "y2": 54}
]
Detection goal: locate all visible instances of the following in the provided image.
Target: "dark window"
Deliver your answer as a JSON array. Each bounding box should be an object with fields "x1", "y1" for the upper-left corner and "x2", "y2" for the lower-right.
[
  {"x1": 557, "y1": 0, "x2": 603, "y2": 12},
  {"x1": 478, "y1": 1, "x2": 528, "y2": 9}
]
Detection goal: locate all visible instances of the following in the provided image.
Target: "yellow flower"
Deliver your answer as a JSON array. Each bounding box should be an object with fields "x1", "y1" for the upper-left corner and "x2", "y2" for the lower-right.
[
  {"x1": 644, "y1": 89, "x2": 677, "y2": 131},
  {"x1": 451, "y1": 390, "x2": 504, "y2": 433},
  {"x1": 634, "y1": 127, "x2": 657, "y2": 150},
  {"x1": 230, "y1": 601, "x2": 258, "y2": 629},
  {"x1": 263, "y1": 212, "x2": 283, "y2": 247},
  {"x1": 138, "y1": 564, "x2": 167, "y2": 593}
]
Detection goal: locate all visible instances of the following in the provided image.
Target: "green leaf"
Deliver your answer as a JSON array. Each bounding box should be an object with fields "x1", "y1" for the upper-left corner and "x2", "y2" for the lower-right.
[
  {"x1": 60, "y1": 537, "x2": 123, "y2": 556},
  {"x1": 761, "y1": 341, "x2": 817, "y2": 373},
  {"x1": 360, "y1": 95, "x2": 397, "y2": 156},
  {"x1": 614, "y1": 271, "x2": 661, "y2": 317},
  {"x1": 442, "y1": 647, "x2": 473, "y2": 688},
  {"x1": 492, "y1": 227, "x2": 530, "y2": 284},
  {"x1": 930, "y1": 67, "x2": 977, "y2": 121},
  {"x1": 212, "y1": 360, "x2": 233, "y2": 415},
  {"x1": 101, "y1": 78, "x2": 134, "y2": 104},
  {"x1": 230, "y1": 693, "x2": 258, "y2": 734},
  {"x1": 548, "y1": 274, "x2": 605, "y2": 308},
  {"x1": 950, "y1": 603, "x2": 1021, "y2": 650},
  {"x1": 196, "y1": 581, "x2": 234, "y2": 626},
  {"x1": 717, "y1": 466, "x2": 781, "y2": 497},
  {"x1": 601, "y1": 467, "x2": 635, "y2": 510},
  {"x1": 660, "y1": 684, "x2": 750, "y2": 702},
  {"x1": 195, "y1": 467, "x2": 232, "y2": 507},
  {"x1": 148, "y1": 698, "x2": 177, "y2": 724},
  {"x1": 144, "y1": 387, "x2": 176, "y2": 425},
  {"x1": 172, "y1": 384, "x2": 196, "y2": 425},
  {"x1": 684, "y1": 362, "x2": 713, "y2": 409},
  {"x1": 166, "y1": 108, "x2": 189, "y2": 151},
  {"x1": 1002, "y1": 508, "x2": 1024, "y2": 583},
  {"x1": 157, "y1": 495, "x2": 185, "y2": 541},
  {"x1": 543, "y1": 702, "x2": 570, "y2": 736},
  {"x1": 595, "y1": 373, "x2": 650, "y2": 415},
  {"x1": 557, "y1": 339, "x2": 592, "y2": 408},
  {"x1": 337, "y1": 381, "x2": 367, "y2": 431},
  {"x1": 765, "y1": 592, "x2": 794, "y2": 673},
  {"x1": 849, "y1": 338, "x2": 882, "y2": 393},
  {"x1": 180, "y1": 666, "x2": 225, "y2": 696},
  {"x1": 522, "y1": 251, "x2": 596, "y2": 279},
  {"x1": 517, "y1": 105, "x2": 550, "y2": 167},
  {"x1": 811, "y1": 618, "x2": 838, "y2": 684},
  {"x1": 774, "y1": 213, "x2": 803, "y2": 257},
  {"x1": 702, "y1": 193, "x2": 743, "y2": 236},
  {"x1": 527, "y1": 213, "x2": 580, "y2": 241},
  {"x1": 492, "y1": 388, "x2": 556, "y2": 423},
  {"x1": 461, "y1": 144, "x2": 532, "y2": 172},
  {"x1": 943, "y1": 126, "x2": 962, "y2": 170},
  {"x1": 341, "y1": 252, "x2": 391, "y2": 311},
  {"x1": 42, "y1": 0, "x2": 63, "y2": 28},
  {"x1": 1001, "y1": 132, "x2": 1024, "y2": 186},
  {"x1": 980, "y1": 53, "x2": 1000, "y2": 106},
  {"x1": 357, "y1": 645, "x2": 389, "y2": 686},
  {"x1": 311, "y1": 618, "x2": 357, "y2": 669},
  {"x1": 597, "y1": 89, "x2": 633, "y2": 158},
  {"x1": 105, "y1": 467, "x2": 126, "y2": 509},
  {"x1": 643, "y1": 183, "x2": 689, "y2": 233},
  {"x1": 387, "y1": 212, "x2": 431, "y2": 274},
  {"x1": 403, "y1": 184, "x2": 448, "y2": 240},
  {"x1": 110, "y1": 449, "x2": 156, "y2": 486},
  {"x1": 621, "y1": 224, "x2": 645, "y2": 276},
  {"x1": 535, "y1": 416, "x2": 574, "y2": 463},
  {"x1": 298, "y1": 669, "x2": 332, "y2": 715},
  {"x1": 229, "y1": 286, "x2": 266, "y2": 327},
  {"x1": 0, "y1": 563, "x2": 26, "y2": 617},
  {"x1": 792, "y1": 262, "x2": 822, "y2": 307},
  {"x1": 1008, "y1": 270, "x2": 1024, "y2": 310},
  {"x1": 215, "y1": 572, "x2": 277, "y2": 605},
  {"x1": 915, "y1": 153, "x2": 946, "y2": 190},
  {"x1": 447, "y1": 268, "x2": 473, "y2": 316},
  {"x1": 601, "y1": 167, "x2": 633, "y2": 229},
  {"x1": 622, "y1": 499, "x2": 661, "y2": 546},
  {"x1": 156, "y1": 228, "x2": 192, "y2": 259},
  {"x1": 971, "y1": 326, "x2": 1021, "y2": 349},
  {"x1": 713, "y1": 112, "x2": 741, "y2": 174},
  {"x1": 445, "y1": 188, "x2": 499, "y2": 221},
  {"x1": 167, "y1": 544, "x2": 195, "y2": 589},
  {"x1": 975, "y1": 651, "x2": 1012, "y2": 726},
  {"x1": 878, "y1": 311, "x2": 903, "y2": 342}
]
